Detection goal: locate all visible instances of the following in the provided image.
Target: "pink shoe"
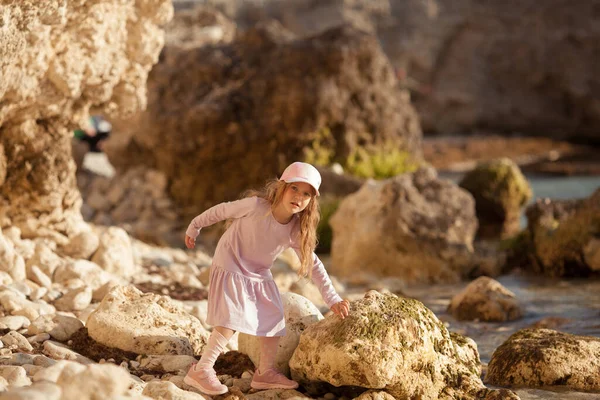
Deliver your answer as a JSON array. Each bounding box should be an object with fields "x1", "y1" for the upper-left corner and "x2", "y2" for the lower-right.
[
  {"x1": 183, "y1": 363, "x2": 228, "y2": 395},
  {"x1": 250, "y1": 368, "x2": 299, "y2": 390}
]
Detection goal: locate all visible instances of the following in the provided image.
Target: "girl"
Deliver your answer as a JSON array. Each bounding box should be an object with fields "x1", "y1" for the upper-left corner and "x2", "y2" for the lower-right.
[{"x1": 183, "y1": 162, "x2": 350, "y2": 395}]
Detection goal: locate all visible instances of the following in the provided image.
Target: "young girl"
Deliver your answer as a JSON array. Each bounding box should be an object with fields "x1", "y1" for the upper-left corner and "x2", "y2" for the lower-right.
[{"x1": 183, "y1": 162, "x2": 350, "y2": 395}]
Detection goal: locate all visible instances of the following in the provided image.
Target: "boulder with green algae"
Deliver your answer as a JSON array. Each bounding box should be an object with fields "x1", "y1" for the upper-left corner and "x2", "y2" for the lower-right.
[
  {"x1": 289, "y1": 291, "x2": 518, "y2": 399},
  {"x1": 486, "y1": 328, "x2": 600, "y2": 391},
  {"x1": 459, "y1": 158, "x2": 532, "y2": 239},
  {"x1": 525, "y1": 188, "x2": 600, "y2": 277}
]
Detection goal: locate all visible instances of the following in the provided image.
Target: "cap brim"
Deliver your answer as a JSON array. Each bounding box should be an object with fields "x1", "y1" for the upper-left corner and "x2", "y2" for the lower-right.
[{"x1": 281, "y1": 177, "x2": 320, "y2": 196}]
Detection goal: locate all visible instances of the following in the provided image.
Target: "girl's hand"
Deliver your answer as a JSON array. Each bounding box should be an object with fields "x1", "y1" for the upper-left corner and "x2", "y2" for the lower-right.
[
  {"x1": 185, "y1": 234, "x2": 196, "y2": 249},
  {"x1": 331, "y1": 299, "x2": 350, "y2": 319}
]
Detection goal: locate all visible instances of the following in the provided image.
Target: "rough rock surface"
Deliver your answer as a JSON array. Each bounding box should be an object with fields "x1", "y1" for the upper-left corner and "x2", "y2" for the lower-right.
[
  {"x1": 86, "y1": 285, "x2": 210, "y2": 356},
  {"x1": 289, "y1": 291, "x2": 514, "y2": 399},
  {"x1": 486, "y1": 328, "x2": 600, "y2": 391},
  {"x1": 238, "y1": 292, "x2": 323, "y2": 377},
  {"x1": 0, "y1": 0, "x2": 173, "y2": 241},
  {"x1": 525, "y1": 188, "x2": 600, "y2": 277},
  {"x1": 459, "y1": 158, "x2": 532, "y2": 239},
  {"x1": 448, "y1": 277, "x2": 523, "y2": 322},
  {"x1": 206, "y1": 0, "x2": 600, "y2": 142},
  {"x1": 329, "y1": 167, "x2": 478, "y2": 283},
  {"x1": 105, "y1": 22, "x2": 422, "y2": 216}
]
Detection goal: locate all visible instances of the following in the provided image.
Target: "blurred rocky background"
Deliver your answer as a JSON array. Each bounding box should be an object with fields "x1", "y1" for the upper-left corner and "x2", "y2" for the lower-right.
[{"x1": 1, "y1": 0, "x2": 599, "y2": 399}]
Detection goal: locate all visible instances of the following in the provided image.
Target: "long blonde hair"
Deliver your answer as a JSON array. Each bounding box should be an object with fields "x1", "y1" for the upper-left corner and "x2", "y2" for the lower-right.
[{"x1": 243, "y1": 179, "x2": 320, "y2": 278}]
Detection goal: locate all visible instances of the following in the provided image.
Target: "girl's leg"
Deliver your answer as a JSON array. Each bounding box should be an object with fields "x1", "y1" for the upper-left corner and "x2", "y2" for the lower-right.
[
  {"x1": 184, "y1": 326, "x2": 235, "y2": 395},
  {"x1": 251, "y1": 336, "x2": 299, "y2": 390},
  {"x1": 196, "y1": 326, "x2": 235, "y2": 370},
  {"x1": 258, "y1": 336, "x2": 280, "y2": 373}
]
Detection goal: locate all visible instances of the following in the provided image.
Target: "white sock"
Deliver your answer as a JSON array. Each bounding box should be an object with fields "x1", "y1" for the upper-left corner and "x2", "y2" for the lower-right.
[
  {"x1": 258, "y1": 336, "x2": 280, "y2": 373},
  {"x1": 196, "y1": 330, "x2": 229, "y2": 370}
]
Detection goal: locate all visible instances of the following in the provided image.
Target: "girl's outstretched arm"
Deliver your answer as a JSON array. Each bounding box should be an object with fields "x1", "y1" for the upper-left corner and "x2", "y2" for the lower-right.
[
  {"x1": 186, "y1": 196, "x2": 259, "y2": 240},
  {"x1": 291, "y1": 247, "x2": 345, "y2": 311}
]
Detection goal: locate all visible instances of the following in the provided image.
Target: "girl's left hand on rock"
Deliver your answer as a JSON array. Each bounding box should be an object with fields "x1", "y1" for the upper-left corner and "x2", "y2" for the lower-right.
[{"x1": 331, "y1": 299, "x2": 350, "y2": 319}]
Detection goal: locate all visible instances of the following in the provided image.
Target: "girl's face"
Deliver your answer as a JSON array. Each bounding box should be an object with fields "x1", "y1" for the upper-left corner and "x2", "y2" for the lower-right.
[{"x1": 282, "y1": 182, "x2": 314, "y2": 215}]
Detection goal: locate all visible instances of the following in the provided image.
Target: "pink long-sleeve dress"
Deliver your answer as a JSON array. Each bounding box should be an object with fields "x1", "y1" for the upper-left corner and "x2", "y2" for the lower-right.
[{"x1": 186, "y1": 196, "x2": 342, "y2": 337}]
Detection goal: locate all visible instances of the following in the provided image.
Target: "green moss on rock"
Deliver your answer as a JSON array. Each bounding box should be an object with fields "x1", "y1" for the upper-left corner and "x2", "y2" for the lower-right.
[
  {"x1": 345, "y1": 144, "x2": 419, "y2": 179},
  {"x1": 329, "y1": 295, "x2": 442, "y2": 347},
  {"x1": 459, "y1": 158, "x2": 532, "y2": 238}
]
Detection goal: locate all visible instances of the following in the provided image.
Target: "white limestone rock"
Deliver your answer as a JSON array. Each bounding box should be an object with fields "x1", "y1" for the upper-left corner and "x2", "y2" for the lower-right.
[{"x1": 86, "y1": 285, "x2": 209, "y2": 356}]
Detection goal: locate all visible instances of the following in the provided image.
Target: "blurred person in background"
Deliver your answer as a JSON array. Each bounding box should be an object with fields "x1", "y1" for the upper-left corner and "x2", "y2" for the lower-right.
[{"x1": 74, "y1": 115, "x2": 112, "y2": 153}]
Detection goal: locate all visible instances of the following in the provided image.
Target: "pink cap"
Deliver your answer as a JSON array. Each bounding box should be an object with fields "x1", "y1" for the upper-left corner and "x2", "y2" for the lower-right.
[{"x1": 280, "y1": 162, "x2": 321, "y2": 196}]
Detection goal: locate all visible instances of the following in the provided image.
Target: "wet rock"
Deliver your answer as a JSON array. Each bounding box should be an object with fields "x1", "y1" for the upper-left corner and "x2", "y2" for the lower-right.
[
  {"x1": 289, "y1": 291, "x2": 486, "y2": 398},
  {"x1": 239, "y1": 292, "x2": 323, "y2": 377},
  {"x1": 330, "y1": 167, "x2": 478, "y2": 283},
  {"x1": 525, "y1": 189, "x2": 600, "y2": 277},
  {"x1": 448, "y1": 277, "x2": 523, "y2": 322},
  {"x1": 459, "y1": 158, "x2": 532, "y2": 239},
  {"x1": 486, "y1": 328, "x2": 600, "y2": 391},
  {"x1": 86, "y1": 285, "x2": 209, "y2": 356}
]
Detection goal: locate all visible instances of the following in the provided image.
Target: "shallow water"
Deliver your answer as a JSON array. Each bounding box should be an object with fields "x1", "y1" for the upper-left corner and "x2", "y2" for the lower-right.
[{"x1": 407, "y1": 273, "x2": 600, "y2": 399}]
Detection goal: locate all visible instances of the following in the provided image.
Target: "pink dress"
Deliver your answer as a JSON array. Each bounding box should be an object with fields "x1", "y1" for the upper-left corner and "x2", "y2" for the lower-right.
[{"x1": 186, "y1": 196, "x2": 343, "y2": 337}]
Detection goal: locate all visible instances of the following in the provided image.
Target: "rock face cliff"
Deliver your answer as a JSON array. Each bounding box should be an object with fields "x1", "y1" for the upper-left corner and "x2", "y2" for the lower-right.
[
  {"x1": 0, "y1": 0, "x2": 172, "y2": 242},
  {"x1": 195, "y1": 0, "x2": 600, "y2": 143},
  {"x1": 106, "y1": 21, "x2": 422, "y2": 216}
]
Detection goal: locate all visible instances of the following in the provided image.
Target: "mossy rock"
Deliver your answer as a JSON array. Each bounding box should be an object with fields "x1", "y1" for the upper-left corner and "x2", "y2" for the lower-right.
[
  {"x1": 289, "y1": 291, "x2": 488, "y2": 399},
  {"x1": 486, "y1": 328, "x2": 600, "y2": 391},
  {"x1": 459, "y1": 158, "x2": 532, "y2": 238}
]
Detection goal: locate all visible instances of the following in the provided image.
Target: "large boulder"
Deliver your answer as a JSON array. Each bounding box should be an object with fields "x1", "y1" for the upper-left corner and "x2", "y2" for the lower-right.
[
  {"x1": 0, "y1": 0, "x2": 172, "y2": 240},
  {"x1": 486, "y1": 329, "x2": 600, "y2": 391},
  {"x1": 86, "y1": 285, "x2": 210, "y2": 356},
  {"x1": 329, "y1": 167, "x2": 478, "y2": 283},
  {"x1": 525, "y1": 188, "x2": 600, "y2": 277},
  {"x1": 219, "y1": 0, "x2": 600, "y2": 143},
  {"x1": 459, "y1": 158, "x2": 532, "y2": 239},
  {"x1": 289, "y1": 291, "x2": 515, "y2": 399},
  {"x1": 105, "y1": 22, "x2": 422, "y2": 216}
]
